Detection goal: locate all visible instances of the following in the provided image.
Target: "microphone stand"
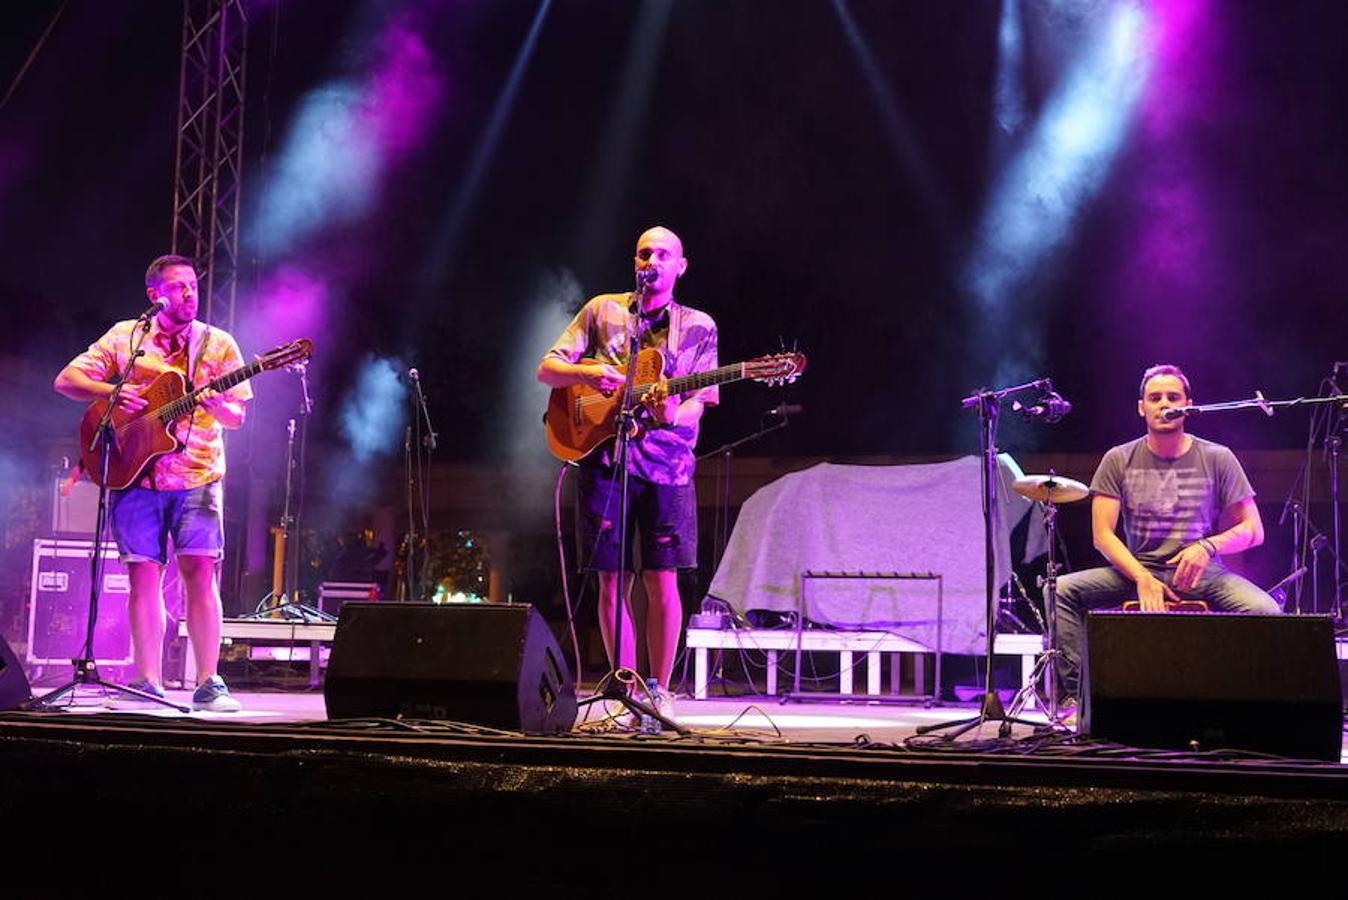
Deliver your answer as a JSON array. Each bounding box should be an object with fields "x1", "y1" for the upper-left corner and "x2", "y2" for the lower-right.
[
  {"x1": 241, "y1": 363, "x2": 330, "y2": 622},
  {"x1": 400, "y1": 370, "x2": 439, "y2": 602},
  {"x1": 1172, "y1": 386, "x2": 1348, "y2": 619},
  {"x1": 575, "y1": 281, "x2": 686, "y2": 734},
  {"x1": 698, "y1": 408, "x2": 795, "y2": 572},
  {"x1": 30, "y1": 316, "x2": 189, "y2": 712},
  {"x1": 413, "y1": 370, "x2": 439, "y2": 599},
  {"x1": 914, "y1": 378, "x2": 1053, "y2": 740},
  {"x1": 691, "y1": 410, "x2": 794, "y2": 697}
]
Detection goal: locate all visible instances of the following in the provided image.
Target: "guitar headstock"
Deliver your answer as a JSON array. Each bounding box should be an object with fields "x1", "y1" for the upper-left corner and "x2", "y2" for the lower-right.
[
  {"x1": 256, "y1": 338, "x2": 314, "y2": 372},
  {"x1": 745, "y1": 352, "x2": 807, "y2": 386}
]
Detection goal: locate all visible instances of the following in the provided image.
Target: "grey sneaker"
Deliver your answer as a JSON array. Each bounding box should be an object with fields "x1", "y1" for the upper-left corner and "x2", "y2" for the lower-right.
[
  {"x1": 192, "y1": 675, "x2": 242, "y2": 712},
  {"x1": 1058, "y1": 696, "x2": 1078, "y2": 730},
  {"x1": 106, "y1": 677, "x2": 167, "y2": 710}
]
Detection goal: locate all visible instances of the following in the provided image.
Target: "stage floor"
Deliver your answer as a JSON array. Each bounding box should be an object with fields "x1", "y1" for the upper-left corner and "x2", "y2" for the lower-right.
[
  {"x1": 20, "y1": 677, "x2": 1040, "y2": 740},
  {"x1": 14, "y1": 677, "x2": 1348, "y2": 763}
]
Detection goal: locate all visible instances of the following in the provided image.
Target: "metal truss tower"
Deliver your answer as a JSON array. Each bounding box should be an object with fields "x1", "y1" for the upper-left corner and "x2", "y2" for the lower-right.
[{"x1": 171, "y1": 0, "x2": 247, "y2": 331}]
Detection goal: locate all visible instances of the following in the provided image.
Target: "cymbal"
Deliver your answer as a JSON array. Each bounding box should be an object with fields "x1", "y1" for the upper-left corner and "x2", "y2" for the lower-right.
[{"x1": 1012, "y1": 474, "x2": 1089, "y2": 504}]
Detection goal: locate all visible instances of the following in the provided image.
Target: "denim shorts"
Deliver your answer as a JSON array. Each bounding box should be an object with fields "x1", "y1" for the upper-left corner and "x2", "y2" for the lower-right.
[
  {"x1": 109, "y1": 481, "x2": 224, "y2": 565},
  {"x1": 576, "y1": 463, "x2": 697, "y2": 572}
]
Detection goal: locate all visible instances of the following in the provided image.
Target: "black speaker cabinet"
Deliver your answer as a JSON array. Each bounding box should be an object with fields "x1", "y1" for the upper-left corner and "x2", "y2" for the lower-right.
[
  {"x1": 1082, "y1": 612, "x2": 1343, "y2": 761},
  {"x1": 324, "y1": 602, "x2": 577, "y2": 733},
  {"x1": 0, "y1": 635, "x2": 33, "y2": 710}
]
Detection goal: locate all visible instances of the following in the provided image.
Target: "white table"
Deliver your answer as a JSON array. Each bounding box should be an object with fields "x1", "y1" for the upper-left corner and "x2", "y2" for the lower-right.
[
  {"x1": 685, "y1": 627, "x2": 1047, "y2": 704},
  {"x1": 179, "y1": 618, "x2": 336, "y2": 686}
]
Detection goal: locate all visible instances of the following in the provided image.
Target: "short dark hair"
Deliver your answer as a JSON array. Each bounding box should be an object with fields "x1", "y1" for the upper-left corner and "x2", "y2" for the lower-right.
[
  {"x1": 1139, "y1": 364, "x2": 1192, "y2": 400},
  {"x1": 145, "y1": 254, "x2": 196, "y2": 288}
]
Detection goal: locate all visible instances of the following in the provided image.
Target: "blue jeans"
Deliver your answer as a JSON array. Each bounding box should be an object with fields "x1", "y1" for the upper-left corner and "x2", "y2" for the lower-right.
[{"x1": 1053, "y1": 563, "x2": 1280, "y2": 697}]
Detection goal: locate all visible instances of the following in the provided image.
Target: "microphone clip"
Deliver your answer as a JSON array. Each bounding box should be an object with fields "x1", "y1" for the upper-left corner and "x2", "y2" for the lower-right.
[{"x1": 1012, "y1": 391, "x2": 1072, "y2": 424}]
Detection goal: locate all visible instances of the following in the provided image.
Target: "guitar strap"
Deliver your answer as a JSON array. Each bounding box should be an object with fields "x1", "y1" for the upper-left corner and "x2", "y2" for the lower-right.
[
  {"x1": 634, "y1": 297, "x2": 681, "y2": 377},
  {"x1": 175, "y1": 322, "x2": 211, "y2": 459}
]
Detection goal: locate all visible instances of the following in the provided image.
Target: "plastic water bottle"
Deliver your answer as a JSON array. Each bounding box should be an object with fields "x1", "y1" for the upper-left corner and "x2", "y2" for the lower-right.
[{"x1": 639, "y1": 678, "x2": 661, "y2": 734}]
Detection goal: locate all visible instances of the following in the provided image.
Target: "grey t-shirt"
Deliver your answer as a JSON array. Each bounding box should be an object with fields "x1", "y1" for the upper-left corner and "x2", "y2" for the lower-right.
[{"x1": 1090, "y1": 436, "x2": 1254, "y2": 566}]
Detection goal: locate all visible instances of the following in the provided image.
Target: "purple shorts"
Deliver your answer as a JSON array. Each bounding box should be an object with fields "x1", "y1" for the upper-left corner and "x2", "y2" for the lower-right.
[
  {"x1": 109, "y1": 481, "x2": 224, "y2": 565},
  {"x1": 576, "y1": 463, "x2": 697, "y2": 572}
]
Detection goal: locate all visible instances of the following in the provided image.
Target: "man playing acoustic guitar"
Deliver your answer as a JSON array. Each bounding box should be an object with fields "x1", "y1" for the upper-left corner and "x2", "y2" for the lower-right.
[
  {"x1": 54, "y1": 254, "x2": 251, "y2": 712},
  {"x1": 538, "y1": 226, "x2": 718, "y2": 726}
]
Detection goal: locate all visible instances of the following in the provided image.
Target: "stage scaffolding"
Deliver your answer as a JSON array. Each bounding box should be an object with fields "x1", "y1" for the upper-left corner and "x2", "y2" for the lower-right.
[{"x1": 171, "y1": 0, "x2": 247, "y2": 332}]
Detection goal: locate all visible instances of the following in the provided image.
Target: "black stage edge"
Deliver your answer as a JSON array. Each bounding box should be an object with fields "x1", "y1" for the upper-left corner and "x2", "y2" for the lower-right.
[{"x1": 4, "y1": 711, "x2": 1348, "y2": 889}]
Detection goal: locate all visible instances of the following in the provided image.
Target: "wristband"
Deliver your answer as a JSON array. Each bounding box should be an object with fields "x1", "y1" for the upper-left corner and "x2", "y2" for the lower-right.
[{"x1": 1198, "y1": 538, "x2": 1217, "y2": 557}]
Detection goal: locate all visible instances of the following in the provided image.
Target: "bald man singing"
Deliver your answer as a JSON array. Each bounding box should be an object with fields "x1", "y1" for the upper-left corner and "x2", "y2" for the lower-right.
[{"x1": 538, "y1": 227, "x2": 719, "y2": 727}]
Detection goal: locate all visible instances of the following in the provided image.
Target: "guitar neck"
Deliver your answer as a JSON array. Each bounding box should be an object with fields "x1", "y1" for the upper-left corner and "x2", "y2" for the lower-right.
[
  {"x1": 666, "y1": 363, "x2": 743, "y2": 396},
  {"x1": 157, "y1": 359, "x2": 265, "y2": 423}
]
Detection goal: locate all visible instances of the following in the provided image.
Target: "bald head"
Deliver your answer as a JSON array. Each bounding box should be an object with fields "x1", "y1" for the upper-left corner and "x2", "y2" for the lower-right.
[
  {"x1": 636, "y1": 226, "x2": 684, "y2": 258},
  {"x1": 633, "y1": 226, "x2": 688, "y2": 301}
]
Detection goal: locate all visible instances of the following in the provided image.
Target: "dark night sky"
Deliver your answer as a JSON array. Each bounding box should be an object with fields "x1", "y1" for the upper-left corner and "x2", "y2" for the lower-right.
[{"x1": 2, "y1": 0, "x2": 1345, "y2": 485}]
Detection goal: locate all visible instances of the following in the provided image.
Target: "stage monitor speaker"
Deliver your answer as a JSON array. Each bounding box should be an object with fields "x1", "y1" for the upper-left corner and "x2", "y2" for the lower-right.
[
  {"x1": 1082, "y1": 612, "x2": 1342, "y2": 761},
  {"x1": 0, "y1": 635, "x2": 33, "y2": 711},
  {"x1": 324, "y1": 602, "x2": 577, "y2": 733}
]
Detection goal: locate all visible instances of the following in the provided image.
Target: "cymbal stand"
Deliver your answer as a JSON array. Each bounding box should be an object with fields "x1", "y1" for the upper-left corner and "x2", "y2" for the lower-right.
[{"x1": 1003, "y1": 476, "x2": 1070, "y2": 732}]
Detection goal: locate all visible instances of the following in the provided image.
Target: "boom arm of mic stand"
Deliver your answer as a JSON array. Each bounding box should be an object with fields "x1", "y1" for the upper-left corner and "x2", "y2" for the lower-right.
[
  {"x1": 696, "y1": 416, "x2": 791, "y2": 462},
  {"x1": 411, "y1": 378, "x2": 439, "y2": 451},
  {"x1": 1181, "y1": 392, "x2": 1348, "y2": 418},
  {"x1": 960, "y1": 378, "x2": 1054, "y2": 412}
]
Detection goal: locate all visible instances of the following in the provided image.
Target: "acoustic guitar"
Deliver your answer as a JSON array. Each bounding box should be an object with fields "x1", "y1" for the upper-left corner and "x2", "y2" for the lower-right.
[
  {"x1": 79, "y1": 338, "x2": 313, "y2": 489},
  {"x1": 544, "y1": 348, "x2": 806, "y2": 462}
]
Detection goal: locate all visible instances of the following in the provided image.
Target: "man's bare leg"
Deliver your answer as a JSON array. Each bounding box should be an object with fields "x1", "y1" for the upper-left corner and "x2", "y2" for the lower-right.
[
  {"x1": 642, "y1": 568, "x2": 681, "y2": 689},
  {"x1": 178, "y1": 554, "x2": 222, "y2": 685},
  {"x1": 596, "y1": 570, "x2": 637, "y2": 673},
  {"x1": 125, "y1": 561, "x2": 166, "y2": 686}
]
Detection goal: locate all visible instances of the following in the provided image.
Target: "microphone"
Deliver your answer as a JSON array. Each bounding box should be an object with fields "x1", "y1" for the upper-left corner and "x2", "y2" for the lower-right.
[
  {"x1": 140, "y1": 298, "x2": 167, "y2": 320},
  {"x1": 1012, "y1": 392, "x2": 1071, "y2": 423},
  {"x1": 1162, "y1": 407, "x2": 1196, "y2": 421},
  {"x1": 766, "y1": 402, "x2": 804, "y2": 418},
  {"x1": 636, "y1": 267, "x2": 659, "y2": 287},
  {"x1": 408, "y1": 367, "x2": 420, "y2": 383}
]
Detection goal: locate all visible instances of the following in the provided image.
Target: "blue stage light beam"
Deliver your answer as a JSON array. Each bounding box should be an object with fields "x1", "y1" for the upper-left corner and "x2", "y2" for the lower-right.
[
  {"x1": 832, "y1": 0, "x2": 954, "y2": 244},
  {"x1": 964, "y1": 2, "x2": 1150, "y2": 315},
  {"x1": 569, "y1": 0, "x2": 675, "y2": 269},
  {"x1": 421, "y1": 0, "x2": 553, "y2": 295},
  {"x1": 340, "y1": 355, "x2": 409, "y2": 465},
  {"x1": 250, "y1": 15, "x2": 444, "y2": 257},
  {"x1": 990, "y1": 0, "x2": 1028, "y2": 168}
]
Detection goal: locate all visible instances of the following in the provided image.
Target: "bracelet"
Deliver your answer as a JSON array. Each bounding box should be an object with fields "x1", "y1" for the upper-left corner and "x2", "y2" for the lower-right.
[{"x1": 1198, "y1": 538, "x2": 1217, "y2": 557}]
